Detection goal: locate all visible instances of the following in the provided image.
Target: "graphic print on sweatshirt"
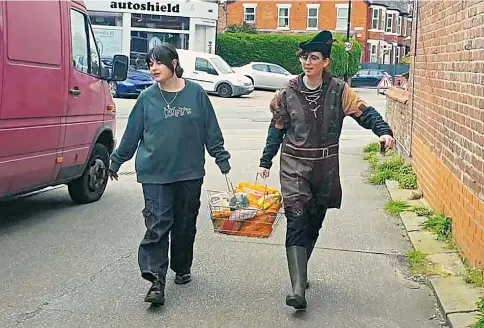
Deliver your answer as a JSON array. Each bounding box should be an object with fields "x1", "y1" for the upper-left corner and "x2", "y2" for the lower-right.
[{"x1": 163, "y1": 105, "x2": 193, "y2": 119}]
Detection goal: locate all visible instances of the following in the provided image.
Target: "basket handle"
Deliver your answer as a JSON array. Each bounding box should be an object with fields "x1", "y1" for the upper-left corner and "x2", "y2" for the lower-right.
[
  {"x1": 254, "y1": 173, "x2": 269, "y2": 204},
  {"x1": 225, "y1": 174, "x2": 235, "y2": 196}
]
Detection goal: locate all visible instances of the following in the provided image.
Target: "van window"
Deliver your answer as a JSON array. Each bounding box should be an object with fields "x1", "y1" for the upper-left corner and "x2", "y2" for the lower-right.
[
  {"x1": 211, "y1": 57, "x2": 233, "y2": 74},
  {"x1": 70, "y1": 9, "x2": 100, "y2": 76},
  {"x1": 195, "y1": 58, "x2": 217, "y2": 75},
  {"x1": 6, "y1": 1, "x2": 62, "y2": 65}
]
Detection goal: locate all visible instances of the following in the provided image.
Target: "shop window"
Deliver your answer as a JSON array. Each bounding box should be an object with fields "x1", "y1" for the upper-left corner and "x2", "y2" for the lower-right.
[
  {"x1": 131, "y1": 14, "x2": 189, "y2": 30},
  {"x1": 71, "y1": 9, "x2": 100, "y2": 76},
  {"x1": 336, "y1": 5, "x2": 349, "y2": 31},
  {"x1": 307, "y1": 5, "x2": 319, "y2": 30},
  {"x1": 88, "y1": 11, "x2": 122, "y2": 26},
  {"x1": 130, "y1": 31, "x2": 189, "y2": 68}
]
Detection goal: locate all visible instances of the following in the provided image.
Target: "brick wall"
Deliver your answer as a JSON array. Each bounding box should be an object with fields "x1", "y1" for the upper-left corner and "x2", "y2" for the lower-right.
[
  {"x1": 218, "y1": 3, "x2": 227, "y2": 33},
  {"x1": 392, "y1": 0, "x2": 484, "y2": 267},
  {"x1": 386, "y1": 88, "x2": 412, "y2": 158}
]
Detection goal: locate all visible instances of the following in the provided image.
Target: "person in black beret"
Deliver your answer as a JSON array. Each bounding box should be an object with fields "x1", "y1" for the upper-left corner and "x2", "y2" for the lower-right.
[{"x1": 258, "y1": 30, "x2": 395, "y2": 310}]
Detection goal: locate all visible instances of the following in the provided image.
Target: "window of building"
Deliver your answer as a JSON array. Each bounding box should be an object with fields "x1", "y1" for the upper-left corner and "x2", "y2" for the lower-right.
[
  {"x1": 371, "y1": 8, "x2": 379, "y2": 29},
  {"x1": 396, "y1": 46, "x2": 400, "y2": 64},
  {"x1": 88, "y1": 11, "x2": 123, "y2": 26},
  {"x1": 307, "y1": 5, "x2": 319, "y2": 30},
  {"x1": 130, "y1": 31, "x2": 189, "y2": 68},
  {"x1": 402, "y1": 18, "x2": 407, "y2": 37},
  {"x1": 243, "y1": 4, "x2": 256, "y2": 23},
  {"x1": 277, "y1": 5, "x2": 291, "y2": 29},
  {"x1": 397, "y1": 16, "x2": 402, "y2": 35},
  {"x1": 386, "y1": 13, "x2": 393, "y2": 33},
  {"x1": 370, "y1": 44, "x2": 378, "y2": 63},
  {"x1": 131, "y1": 14, "x2": 189, "y2": 30},
  {"x1": 71, "y1": 9, "x2": 100, "y2": 76},
  {"x1": 336, "y1": 5, "x2": 349, "y2": 30},
  {"x1": 407, "y1": 18, "x2": 412, "y2": 37}
]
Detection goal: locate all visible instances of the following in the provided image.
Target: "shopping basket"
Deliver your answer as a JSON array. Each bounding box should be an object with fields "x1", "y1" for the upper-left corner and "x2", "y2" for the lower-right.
[{"x1": 206, "y1": 175, "x2": 284, "y2": 239}]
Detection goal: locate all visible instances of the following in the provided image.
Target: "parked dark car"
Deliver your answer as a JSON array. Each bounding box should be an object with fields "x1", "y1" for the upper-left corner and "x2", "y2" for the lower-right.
[
  {"x1": 101, "y1": 57, "x2": 155, "y2": 98},
  {"x1": 350, "y1": 69, "x2": 390, "y2": 88}
]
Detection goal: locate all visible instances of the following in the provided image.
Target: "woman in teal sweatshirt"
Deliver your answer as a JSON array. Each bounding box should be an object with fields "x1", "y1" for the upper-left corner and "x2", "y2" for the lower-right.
[{"x1": 109, "y1": 44, "x2": 231, "y2": 305}]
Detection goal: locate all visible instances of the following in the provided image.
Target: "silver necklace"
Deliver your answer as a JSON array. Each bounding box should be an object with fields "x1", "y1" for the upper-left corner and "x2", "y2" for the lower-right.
[
  {"x1": 157, "y1": 84, "x2": 179, "y2": 110},
  {"x1": 302, "y1": 76, "x2": 323, "y2": 118}
]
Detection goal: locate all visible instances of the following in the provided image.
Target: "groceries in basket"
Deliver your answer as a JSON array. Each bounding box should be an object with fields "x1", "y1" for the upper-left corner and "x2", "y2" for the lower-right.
[{"x1": 208, "y1": 178, "x2": 284, "y2": 238}]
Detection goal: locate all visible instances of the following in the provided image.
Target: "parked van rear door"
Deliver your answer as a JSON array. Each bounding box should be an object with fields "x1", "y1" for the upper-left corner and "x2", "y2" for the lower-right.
[
  {"x1": 0, "y1": 0, "x2": 65, "y2": 196},
  {"x1": 60, "y1": 4, "x2": 106, "y2": 177}
]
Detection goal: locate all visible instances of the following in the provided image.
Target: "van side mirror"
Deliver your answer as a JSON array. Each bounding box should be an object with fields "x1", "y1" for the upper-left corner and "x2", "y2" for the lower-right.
[{"x1": 110, "y1": 55, "x2": 129, "y2": 81}]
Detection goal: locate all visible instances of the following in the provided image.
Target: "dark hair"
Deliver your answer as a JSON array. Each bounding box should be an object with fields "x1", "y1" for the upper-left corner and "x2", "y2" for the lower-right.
[{"x1": 145, "y1": 43, "x2": 184, "y2": 78}]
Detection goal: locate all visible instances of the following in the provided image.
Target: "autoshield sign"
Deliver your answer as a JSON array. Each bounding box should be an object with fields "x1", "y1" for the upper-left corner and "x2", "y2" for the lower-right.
[{"x1": 110, "y1": 2, "x2": 180, "y2": 13}]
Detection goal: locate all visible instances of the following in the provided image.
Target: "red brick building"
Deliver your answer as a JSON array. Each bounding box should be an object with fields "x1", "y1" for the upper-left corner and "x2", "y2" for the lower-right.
[
  {"x1": 218, "y1": 0, "x2": 413, "y2": 64},
  {"x1": 386, "y1": 1, "x2": 484, "y2": 267}
]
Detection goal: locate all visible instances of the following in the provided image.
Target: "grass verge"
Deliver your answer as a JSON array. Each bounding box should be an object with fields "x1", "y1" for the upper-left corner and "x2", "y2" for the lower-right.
[{"x1": 362, "y1": 143, "x2": 417, "y2": 189}]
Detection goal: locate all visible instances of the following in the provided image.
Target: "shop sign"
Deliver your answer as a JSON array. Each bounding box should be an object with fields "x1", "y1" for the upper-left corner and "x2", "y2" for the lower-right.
[{"x1": 110, "y1": 2, "x2": 180, "y2": 13}]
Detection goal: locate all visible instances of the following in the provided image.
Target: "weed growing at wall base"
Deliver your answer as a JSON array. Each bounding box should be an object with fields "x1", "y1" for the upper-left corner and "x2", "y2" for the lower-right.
[
  {"x1": 474, "y1": 298, "x2": 484, "y2": 328},
  {"x1": 362, "y1": 143, "x2": 418, "y2": 189}
]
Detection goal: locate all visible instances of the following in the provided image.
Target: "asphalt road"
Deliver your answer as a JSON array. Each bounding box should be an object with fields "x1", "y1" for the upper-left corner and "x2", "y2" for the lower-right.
[{"x1": 0, "y1": 88, "x2": 447, "y2": 328}]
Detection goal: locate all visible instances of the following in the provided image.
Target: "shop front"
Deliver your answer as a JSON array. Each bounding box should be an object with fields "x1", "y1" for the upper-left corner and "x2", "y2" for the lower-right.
[{"x1": 85, "y1": 0, "x2": 218, "y2": 67}]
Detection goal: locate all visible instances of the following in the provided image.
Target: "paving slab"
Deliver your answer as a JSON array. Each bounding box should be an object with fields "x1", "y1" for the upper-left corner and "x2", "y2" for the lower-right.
[
  {"x1": 400, "y1": 211, "x2": 427, "y2": 231},
  {"x1": 447, "y1": 312, "x2": 481, "y2": 328},
  {"x1": 408, "y1": 231, "x2": 457, "y2": 255},
  {"x1": 431, "y1": 277, "x2": 482, "y2": 314},
  {"x1": 427, "y1": 253, "x2": 467, "y2": 276}
]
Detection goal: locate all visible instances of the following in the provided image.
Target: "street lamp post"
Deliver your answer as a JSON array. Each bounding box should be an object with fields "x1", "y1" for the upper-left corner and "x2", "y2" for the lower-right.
[{"x1": 344, "y1": 0, "x2": 352, "y2": 82}]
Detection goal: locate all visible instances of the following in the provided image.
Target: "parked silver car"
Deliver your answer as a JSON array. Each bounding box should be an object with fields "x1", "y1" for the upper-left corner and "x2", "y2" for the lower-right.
[{"x1": 233, "y1": 62, "x2": 298, "y2": 90}]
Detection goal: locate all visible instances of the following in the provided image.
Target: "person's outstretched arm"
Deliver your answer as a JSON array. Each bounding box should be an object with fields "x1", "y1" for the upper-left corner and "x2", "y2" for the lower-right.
[
  {"x1": 110, "y1": 96, "x2": 145, "y2": 173},
  {"x1": 200, "y1": 90, "x2": 231, "y2": 174},
  {"x1": 342, "y1": 83, "x2": 395, "y2": 149},
  {"x1": 259, "y1": 90, "x2": 289, "y2": 170}
]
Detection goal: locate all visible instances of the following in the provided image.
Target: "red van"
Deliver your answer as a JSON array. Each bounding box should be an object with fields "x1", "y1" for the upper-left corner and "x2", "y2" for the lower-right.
[{"x1": 0, "y1": 0, "x2": 128, "y2": 203}]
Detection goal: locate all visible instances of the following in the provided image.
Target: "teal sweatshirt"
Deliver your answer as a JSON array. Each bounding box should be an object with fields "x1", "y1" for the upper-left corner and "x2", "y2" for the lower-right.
[{"x1": 110, "y1": 80, "x2": 231, "y2": 184}]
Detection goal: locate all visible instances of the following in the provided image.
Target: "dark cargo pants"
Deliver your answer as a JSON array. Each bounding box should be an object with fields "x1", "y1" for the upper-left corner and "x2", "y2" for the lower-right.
[{"x1": 139, "y1": 178, "x2": 203, "y2": 283}]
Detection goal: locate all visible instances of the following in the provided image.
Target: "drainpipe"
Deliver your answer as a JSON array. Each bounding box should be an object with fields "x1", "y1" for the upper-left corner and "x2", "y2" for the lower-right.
[{"x1": 409, "y1": 0, "x2": 419, "y2": 158}]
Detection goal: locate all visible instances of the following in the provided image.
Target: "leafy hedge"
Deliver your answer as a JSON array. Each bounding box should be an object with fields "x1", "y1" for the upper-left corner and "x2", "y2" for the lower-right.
[{"x1": 216, "y1": 33, "x2": 362, "y2": 78}]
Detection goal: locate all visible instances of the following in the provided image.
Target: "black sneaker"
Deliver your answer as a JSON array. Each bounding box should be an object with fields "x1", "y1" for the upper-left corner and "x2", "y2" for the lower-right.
[
  {"x1": 144, "y1": 280, "x2": 165, "y2": 305},
  {"x1": 174, "y1": 273, "x2": 192, "y2": 285}
]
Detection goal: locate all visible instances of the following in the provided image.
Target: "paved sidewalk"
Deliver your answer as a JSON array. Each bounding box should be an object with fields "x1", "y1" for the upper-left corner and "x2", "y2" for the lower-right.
[{"x1": 0, "y1": 90, "x2": 448, "y2": 328}]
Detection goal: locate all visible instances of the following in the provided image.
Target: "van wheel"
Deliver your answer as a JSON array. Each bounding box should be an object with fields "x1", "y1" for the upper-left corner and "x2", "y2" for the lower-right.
[
  {"x1": 108, "y1": 81, "x2": 118, "y2": 98},
  {"x1": 217, "y1": 83, "x2": 232, "y2": 98},
  {"x1": 68, "y1": 143, "x2": 110, "y2": 205}
]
